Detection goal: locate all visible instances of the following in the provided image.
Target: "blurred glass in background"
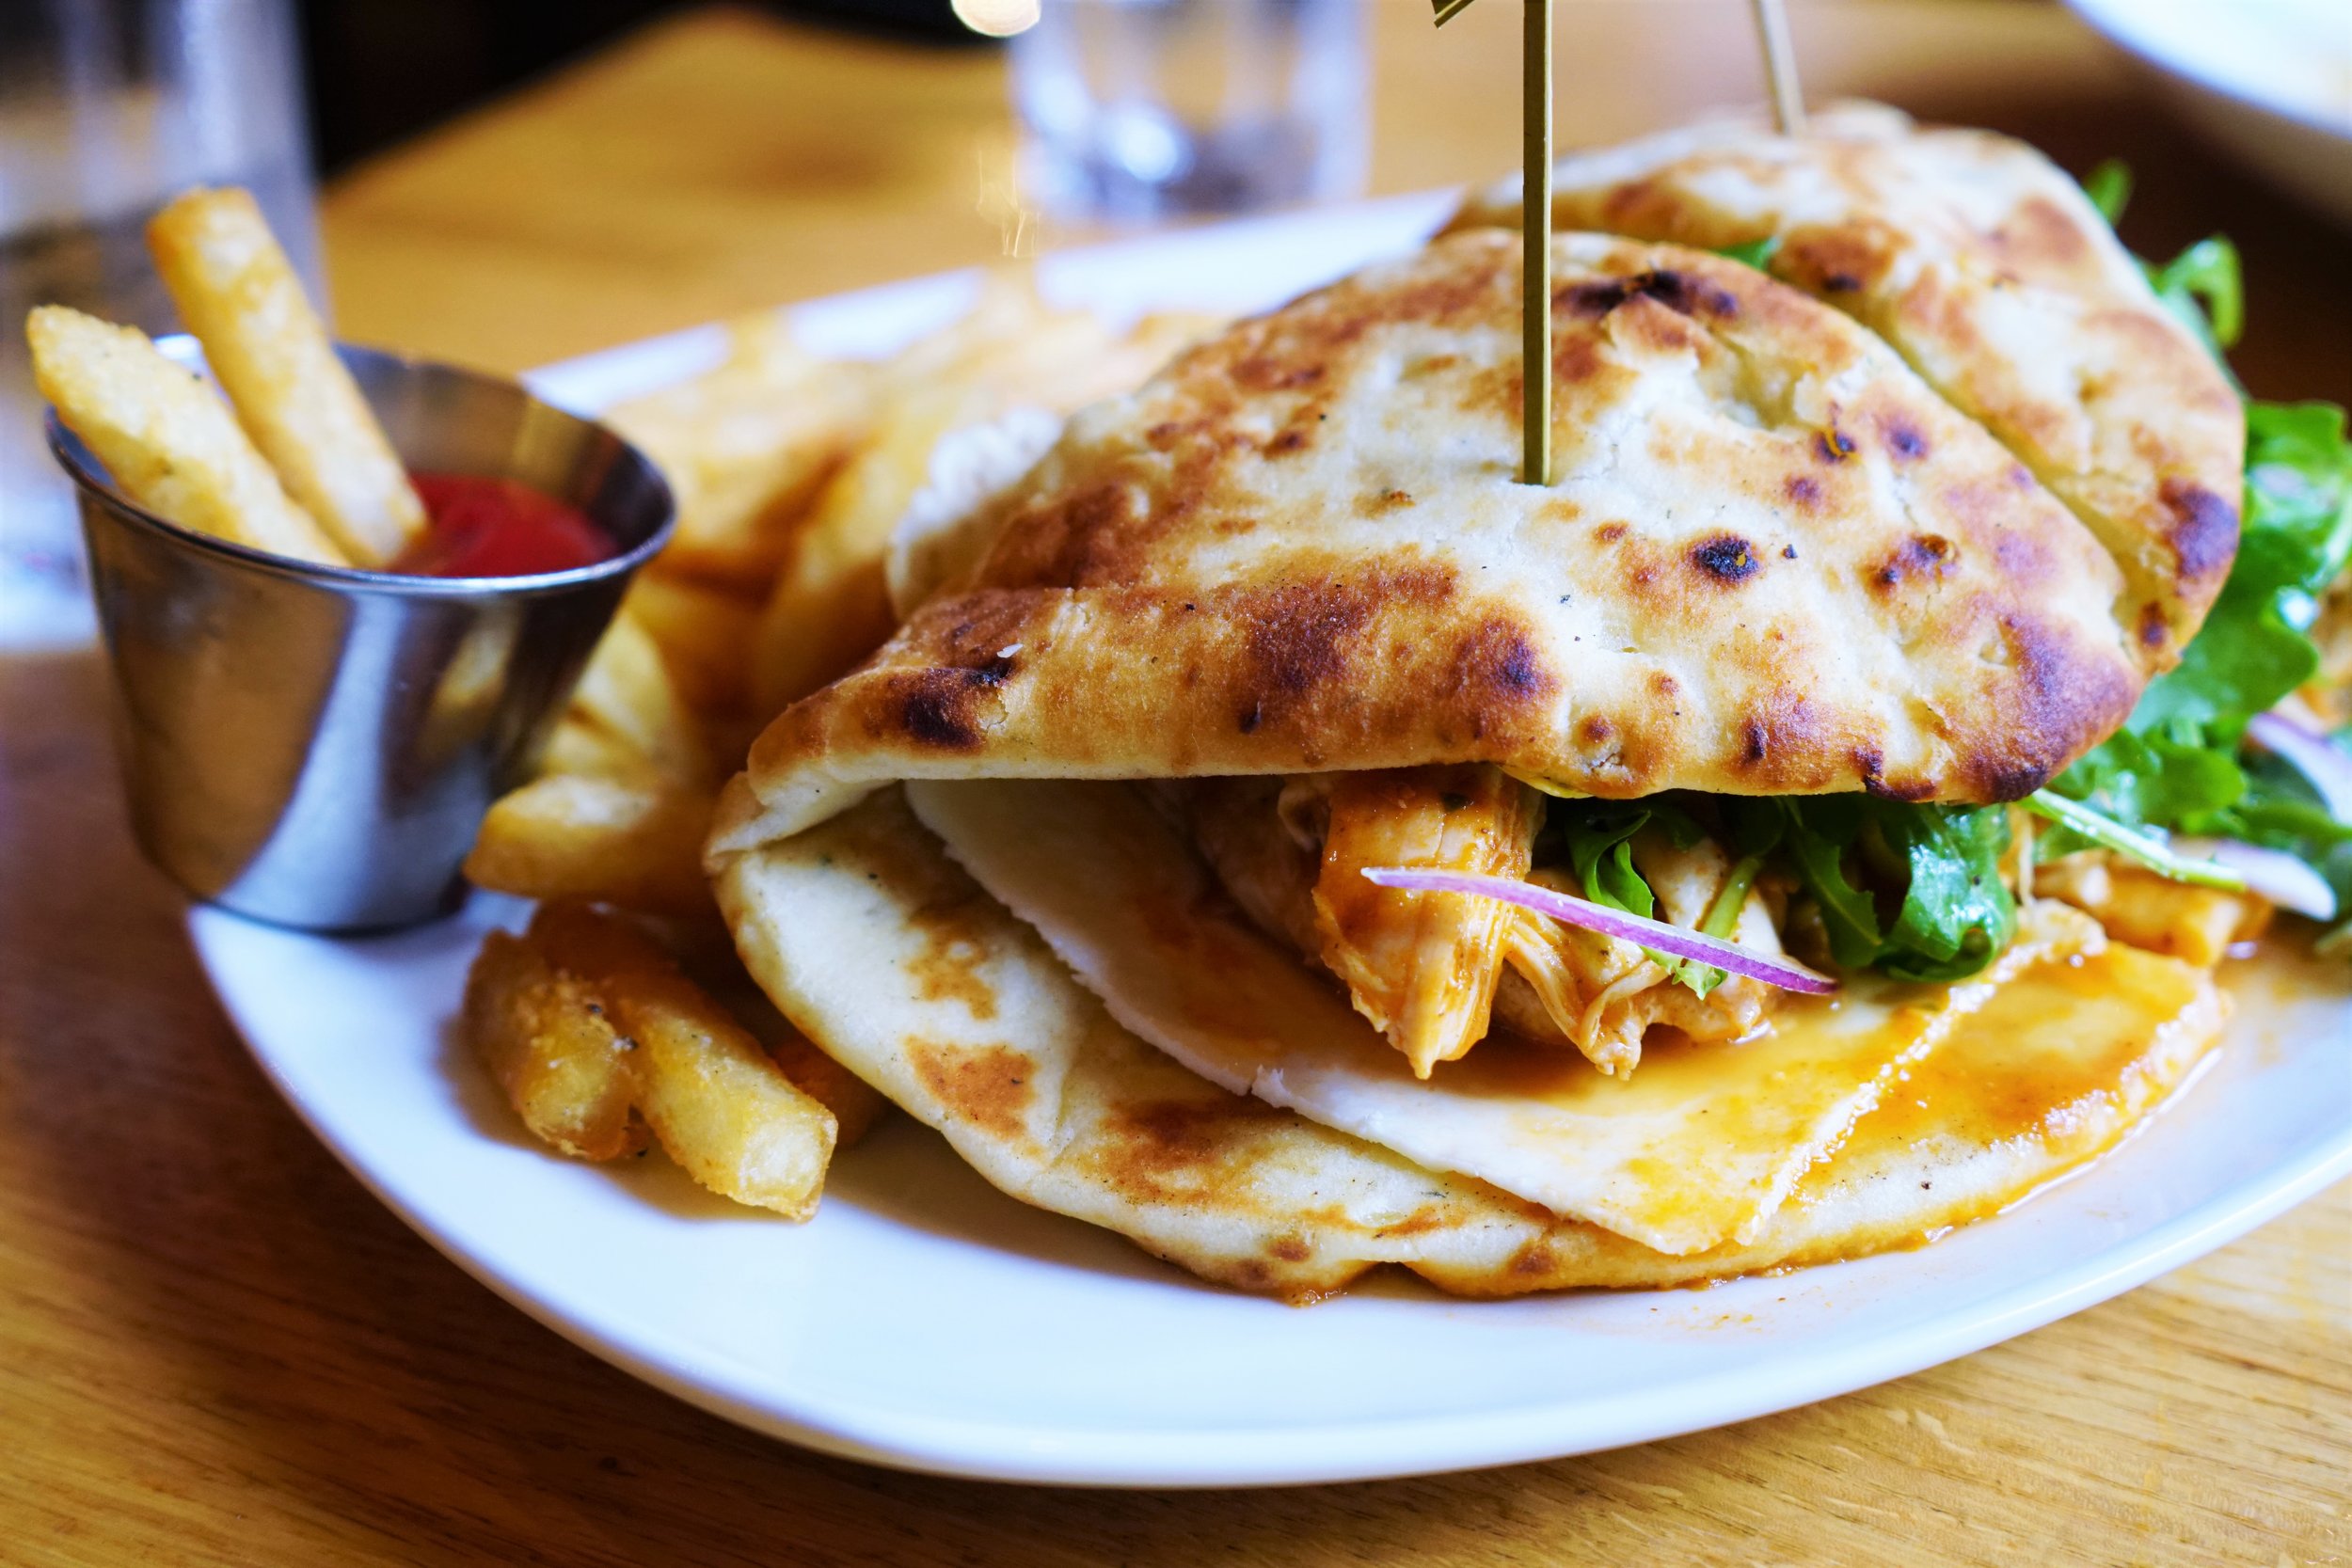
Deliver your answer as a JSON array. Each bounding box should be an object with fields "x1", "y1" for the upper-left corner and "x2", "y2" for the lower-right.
[
  {"x1": 1010, "y1": 0, "x2": 1367, "y2": 224},
  {"x1": 1, "y1": 0, "x2": 316, "y2": 645}
]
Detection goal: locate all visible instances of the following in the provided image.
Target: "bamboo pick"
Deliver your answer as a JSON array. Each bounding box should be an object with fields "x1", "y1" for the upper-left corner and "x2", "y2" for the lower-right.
[
  {"x1": 1432, "y1": 0, "x2": 1553, "y2": 485},
  {"x1": 1750, "y1": 0, "x2": 1806, "y2": 135},
  {"x1": 1523, "y1": 0, "x2": 1551, "y2": 485}
]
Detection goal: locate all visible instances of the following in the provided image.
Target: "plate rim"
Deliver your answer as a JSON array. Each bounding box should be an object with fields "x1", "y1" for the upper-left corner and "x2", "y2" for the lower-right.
[{"x1": 2065, "y1": 0, "x2": 2352, "y2": 146}]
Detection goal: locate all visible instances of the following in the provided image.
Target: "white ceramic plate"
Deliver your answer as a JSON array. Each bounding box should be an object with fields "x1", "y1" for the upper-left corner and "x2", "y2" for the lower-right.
[
  {"x1": 191, "y1": 197, "x2": 2352, "y2": 1487},
  {"x1": 2069, "y1": 0, "x2": 2352, "y2": 230}
]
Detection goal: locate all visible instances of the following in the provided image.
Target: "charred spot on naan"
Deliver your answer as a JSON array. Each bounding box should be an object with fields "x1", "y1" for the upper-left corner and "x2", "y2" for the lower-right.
[
  {"x1": 907, "y1": 902, "x2": 999, "y2": 1021},
  {"x1": 906, "y1": 1039, "x2": 1036, "y2": 1145},
  {"x1": 1869, "y1": 532, "x2": 1959, "y2": 591},
  {"x1": 1979, "y1": 192, "x2": 2101, "y2": 284},
  {"x1": 1955, "y1": 609, "x2": 2139, "y2": 800},
  {"x1": 1074, "y1": 1093, "x2": 1296, "y2": 1205},
  {"x1": 1238, "y1": 561, "x2": 1454, "y2": 702},
  {"x1": 891, "y1": 665, "x2": 1005, "y2": 752},
  {"x1": 2159, "y1": 476, "x2": 2239, "y2": 594},
  {"x1": 1690, "y1": 533, "x2": 1765, "y2": 583},
  {"x1": 1776, "y1": 220, "x2": 1905, "y2": 298},
  {"x1": 1876, "y1": 413, "x2": 1931, "y2": 462},
  {"x1": 1728, "y1": 690, "x2": 1854, "y2": 791},
  {"x1": 1560, "y1": 265, "x2": 1741, "y2": 323}
]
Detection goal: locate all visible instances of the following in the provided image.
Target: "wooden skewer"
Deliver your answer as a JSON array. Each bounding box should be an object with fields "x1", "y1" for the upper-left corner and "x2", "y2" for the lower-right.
[
  {"x1": 1523, "y1": 0, "x2": 1551, "y2": 486},
  {"x1": 1750, "y1": 0, "x2": 1807, "y2": 136},
  {"x1": 1433, "y1": 0, "x2": 1552, "y2": 484}
]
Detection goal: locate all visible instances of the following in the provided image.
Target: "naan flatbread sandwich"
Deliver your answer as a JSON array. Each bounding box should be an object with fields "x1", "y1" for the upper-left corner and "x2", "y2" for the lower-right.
[{"x1": 707, "y1": 108, "x2": 2352, "y2": 1301}]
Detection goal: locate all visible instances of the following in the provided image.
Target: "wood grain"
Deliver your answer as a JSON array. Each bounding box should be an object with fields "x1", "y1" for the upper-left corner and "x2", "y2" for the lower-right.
[{"x1": 5, "y1": 4, "x2": 2348, "y2": 1562}]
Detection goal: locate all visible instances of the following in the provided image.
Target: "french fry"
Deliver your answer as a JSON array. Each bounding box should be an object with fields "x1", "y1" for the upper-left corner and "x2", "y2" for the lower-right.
[
  {"x1": 766, "y1": 1027, "x2": 887, "y2": 1148},
  {"x1": 744, "y1": 304, "x2": 1222, "y2": 716},
  {"x1": 538, "y1": 715, "x2": 661, "y2": 783},
  {"x1": 676, "y1": 947, "x2": 893, "y2": 1149},
  {"x1": 463, "y1": 927, "x2": 648, "y2": 1160},
  {"x1": 607, "y1": 313, "x2": 876, "y2": 591},
  {"x1": 527, "y1": 903, "x2": 837, "y2": 1219},
  {"x1": 26, "y1": 305, "x2": 350, "y2": 565},
  {"x1": 623, "y1": 573, "x2": 761, "y2": 715},
  {"x1": 751, "y1": 381, "x2": 993, "y2": 715},
  {"x1": 465, "y1": 772, "x2": 716, "y2": 917},
  {"x1": 572, "y1": 610, "x2": 714, "y2": 784},
  {"x1": 625, "y1": 989, "x2": 836, "y2": 1218},
  {"x1": 146, "y1": 186, "x2": 424, "y2": 564}
]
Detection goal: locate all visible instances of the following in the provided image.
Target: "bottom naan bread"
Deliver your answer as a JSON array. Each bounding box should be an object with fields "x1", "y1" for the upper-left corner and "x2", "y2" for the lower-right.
[{"x1": 714, "y1": 787, "x2": 2226, "y2": 1302}]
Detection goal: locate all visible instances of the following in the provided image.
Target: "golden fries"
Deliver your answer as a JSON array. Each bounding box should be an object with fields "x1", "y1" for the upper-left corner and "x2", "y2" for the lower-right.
[
  {"x1": 147, "y1": 187, "x2": 424, "y2": 564},
  {"x1": 624, "y1": 573, "x2": 762, "y2": 715},
  {"x1": 464, "y1": 903, "x2": 838, "y2": 1219},
  {"x1": 625, "y1": 990, "x2": 835, "y2": 1217},
  {"x1": 607, "y1": 314, "x2": 875, "y2": 591},
  {"x1": 570, "y1": 610, "x2": 714, "y2": 785},
  {"x1": 765, "y1": 1027, "x2": 886, "y2": 1148},
  {"x1": 745, "y1": 300, "x2": 1221, "y2": 716},
  {"x1": 464, "y1": 926, "x2": 648, "y2": 1161},
  {"x1": 27, "y1": 305, "x2": 351, "y2": 565},
  {"x1": 451, "y1": 279, "x2": 1216, "y2": 1217},
  {"x1": 538, "y1": 715, "x2": 659, "y2": 782},
  {"x1": 465, "y1": 772, "x2": 717, "y2": 916},
  {"x1": 751, "y1": 381, "x2": 994, "y2": 714}
]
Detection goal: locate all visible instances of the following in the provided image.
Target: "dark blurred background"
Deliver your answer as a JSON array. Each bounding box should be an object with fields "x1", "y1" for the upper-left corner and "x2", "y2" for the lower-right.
[{"x1": 301, "y1": 0, "x2": 984, "y2": 173}]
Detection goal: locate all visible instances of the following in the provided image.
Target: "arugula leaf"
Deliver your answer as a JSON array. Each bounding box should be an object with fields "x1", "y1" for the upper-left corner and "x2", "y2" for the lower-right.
[
  {"x1": 1714, "y1": 235, "x2": 1783, "y2": 270},
  {"x1": 2082, "y1": 159, "x2": 2133, "y2": 226},
  {"x1": 2024, "y1": 792, "x2": 2246, "y2": 890},
  {"x1": 1701, "y1": 853, "x2": 1766, "y2": 939},
  {"x1": 1554, "y1": 801, "x2": 1721, "y2": 994},
  {"x1": 1562, "y1": 809, "x2": 1654, "y2": 917},
  {"x1": 2056, "y1": 397, "x2": 2352, "y2": 855},
  {"x1": 1877, "y1": 805, "x2": 2019, "y2": 980},
  {"x1": 1733, "y1": 799, "x2": 2015, "y2": 983},
  {"x1": 2036, "y1": 194, "x2": 2352, "y2": 909},
  {"x1": 2145, "y1": 236, "x2": 2245, "y2": 357},
  {"x1": 2078, "y1": 159, "x2": 2239, "y2": 354}
]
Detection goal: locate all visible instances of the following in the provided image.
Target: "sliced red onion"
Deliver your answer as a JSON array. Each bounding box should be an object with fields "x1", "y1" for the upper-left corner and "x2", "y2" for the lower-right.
[
  {"x1": 2247, "y1": 709, "x2": 2352, "y2": 822},
  {"x1": 2170, "y1": 837, "x2": 2339, "y2": 920},
  {"x1": 1360, "y1": 867, "x2": 1839, "y2": 994}
]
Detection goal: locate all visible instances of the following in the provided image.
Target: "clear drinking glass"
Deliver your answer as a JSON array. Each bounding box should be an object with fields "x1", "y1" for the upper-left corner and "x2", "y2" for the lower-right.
[
  {"x1": 0, "y1": 0, "x2": 317, "y2": 645},
  {"x1": 1010, "y1": 0, "x2": 1368, "y2": 224}
]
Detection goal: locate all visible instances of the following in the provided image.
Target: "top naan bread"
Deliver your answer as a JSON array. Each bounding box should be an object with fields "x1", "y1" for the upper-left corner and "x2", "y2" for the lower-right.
[
  {"x1": 1450, "y1": 103, "x2": 2245, "y2": 671},
  {"x1": 717, "y1": 228, "x2": 2141, "y2": 851}
]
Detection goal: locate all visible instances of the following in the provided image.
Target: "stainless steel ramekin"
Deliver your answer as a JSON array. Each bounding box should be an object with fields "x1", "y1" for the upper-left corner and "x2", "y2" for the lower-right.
[{"x1": 48, "y1": 337, "x2": 674, "y2": 931}]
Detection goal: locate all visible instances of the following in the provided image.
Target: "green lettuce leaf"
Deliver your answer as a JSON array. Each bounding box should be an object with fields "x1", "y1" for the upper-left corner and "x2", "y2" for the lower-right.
[
  {"x1": 2082, "y1": 158, "x2": 2133, "y2": 225},
  {"x1": 2146, "y1": 236, "x2": 2245, "y2": 360},
  {"x1": 2038, "y1": 184, "x2": 2352, "y2": 925},
  {"x1": 2056, "y1": 399, "x2": 2352, "y2": 850},
  {"x1": 1553, "y1": 800, "x2": 1721, "y2": 994},
  {"x1": 1713, "y1": 235, "x2": 1783, "y2": 270},
  {"x1": 1730, "y1": 799, "x2": 2015, "y2": 984}
]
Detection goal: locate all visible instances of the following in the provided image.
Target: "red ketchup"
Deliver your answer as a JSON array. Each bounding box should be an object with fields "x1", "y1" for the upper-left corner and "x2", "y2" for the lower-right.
[{"x1": 389, "y1": 474, "x2": 614, "y2": 578}]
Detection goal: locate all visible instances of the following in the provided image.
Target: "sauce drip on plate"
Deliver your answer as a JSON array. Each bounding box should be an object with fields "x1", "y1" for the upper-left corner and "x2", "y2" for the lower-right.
[{"x1": 390, "y1": 474, "x2": 612, "y2": 578}]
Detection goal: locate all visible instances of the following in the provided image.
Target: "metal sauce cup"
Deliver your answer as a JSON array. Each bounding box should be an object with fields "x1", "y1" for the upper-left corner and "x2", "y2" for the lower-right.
[{"x1": 48, "y1": 337, "x2": 674, "y2": 931}]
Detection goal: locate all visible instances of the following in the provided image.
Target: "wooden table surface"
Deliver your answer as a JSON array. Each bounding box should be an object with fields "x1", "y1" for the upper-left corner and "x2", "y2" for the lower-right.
[{"x1": 5, "y1": 4, "x2": 2347, "y2": 1563}]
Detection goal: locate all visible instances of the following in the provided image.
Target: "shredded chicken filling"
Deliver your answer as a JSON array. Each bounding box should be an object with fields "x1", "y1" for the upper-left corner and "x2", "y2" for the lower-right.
[{"x1": 1169, "y1": 767, "x2": 1786, "y2": 1078}]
